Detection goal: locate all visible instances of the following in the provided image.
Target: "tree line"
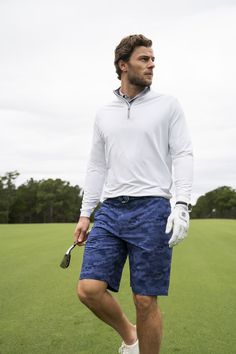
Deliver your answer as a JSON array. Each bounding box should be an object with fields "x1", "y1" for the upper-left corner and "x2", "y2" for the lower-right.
[
  {"x1": 0, "y1": 171, "x2": 235, "y2": 223},
  {"x1": 191, "y1": 185, "x2": 236, "y2": 219},
  {"x1": 0, "y1": 171, "x2": 82, "y2": 223}
]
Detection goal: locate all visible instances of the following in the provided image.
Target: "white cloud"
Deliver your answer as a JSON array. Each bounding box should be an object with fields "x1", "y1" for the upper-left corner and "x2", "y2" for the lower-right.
[{"x1": 0, "y1": 0, "x2": 236, "y2": 204}]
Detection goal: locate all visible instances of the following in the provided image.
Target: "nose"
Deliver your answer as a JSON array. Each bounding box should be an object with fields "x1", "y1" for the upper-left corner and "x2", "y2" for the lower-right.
[{"x1": 148, "y1": 59, "x2": 155, "y2": 69}]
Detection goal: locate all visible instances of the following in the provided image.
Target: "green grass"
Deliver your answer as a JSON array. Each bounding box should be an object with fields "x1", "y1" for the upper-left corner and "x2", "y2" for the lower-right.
[{"x1": 0, "y1": 220, "x2": 236, "y2": 354}]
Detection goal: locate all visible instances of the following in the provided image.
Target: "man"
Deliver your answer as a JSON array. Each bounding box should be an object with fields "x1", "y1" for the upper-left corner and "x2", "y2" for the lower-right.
[{"x1": 74, "y1": 34, "x2": 193, "y2": 354}]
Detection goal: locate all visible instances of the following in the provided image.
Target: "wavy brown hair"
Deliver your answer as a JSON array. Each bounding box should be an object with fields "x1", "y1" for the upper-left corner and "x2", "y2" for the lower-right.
[{"x1": 114, "y1": 34, "x2": 152, "y2": 80}]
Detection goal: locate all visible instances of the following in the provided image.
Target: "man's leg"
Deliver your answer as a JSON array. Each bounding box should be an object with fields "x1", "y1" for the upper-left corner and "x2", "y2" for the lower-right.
[
  {"x1": 77, "y1": 279, "x2": 137, "y2": 345},
  {"x1": 133, "y1": 294, "x2": 162, "y2": 354}
]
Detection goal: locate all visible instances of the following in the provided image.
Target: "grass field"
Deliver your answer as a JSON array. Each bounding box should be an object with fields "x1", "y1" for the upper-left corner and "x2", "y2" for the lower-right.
[{"x1": 0, "y1": 220, "x2": 236, "y2": 354}]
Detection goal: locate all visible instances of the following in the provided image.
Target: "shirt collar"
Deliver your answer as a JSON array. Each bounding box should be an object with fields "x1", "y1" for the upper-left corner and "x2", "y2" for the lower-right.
[{"x1": 115, "y1": 86, "x2": 150, "y2": 102}]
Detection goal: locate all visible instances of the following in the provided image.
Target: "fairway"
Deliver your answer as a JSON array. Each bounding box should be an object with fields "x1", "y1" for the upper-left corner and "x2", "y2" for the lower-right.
[{"x1": 0, "y1": 220, "x2": 236, "y2": 354}]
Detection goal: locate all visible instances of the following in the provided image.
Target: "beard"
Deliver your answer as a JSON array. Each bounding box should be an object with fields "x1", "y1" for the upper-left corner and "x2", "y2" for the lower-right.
[{"x1": 127, "y1": 70, "x2": 153, "y2": 88}]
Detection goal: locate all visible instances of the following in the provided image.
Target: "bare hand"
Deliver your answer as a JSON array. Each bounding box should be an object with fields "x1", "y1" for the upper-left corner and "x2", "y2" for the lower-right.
[{"x1": 74, "y1": 216, "x2": 90, "y2": 245}]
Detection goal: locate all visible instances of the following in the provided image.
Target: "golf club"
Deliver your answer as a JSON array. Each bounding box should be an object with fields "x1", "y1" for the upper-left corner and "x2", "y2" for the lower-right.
[
  {"x1": 60, "y1": 233, "x2": 89, "y2": 269},
  {"x1": 60, "y1": 242, "x2": 78, "y2": 268}
]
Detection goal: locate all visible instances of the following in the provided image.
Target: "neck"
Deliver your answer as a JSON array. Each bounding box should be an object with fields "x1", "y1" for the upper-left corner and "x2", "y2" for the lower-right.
[{"x1": 120, "y1": 82, "x2": 146, "y2": 98}]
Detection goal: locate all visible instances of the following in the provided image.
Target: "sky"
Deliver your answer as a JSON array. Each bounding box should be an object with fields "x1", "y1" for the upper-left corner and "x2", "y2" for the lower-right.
[{"x1": 0, "y1": 0, "x2": 236, "y2": 205}]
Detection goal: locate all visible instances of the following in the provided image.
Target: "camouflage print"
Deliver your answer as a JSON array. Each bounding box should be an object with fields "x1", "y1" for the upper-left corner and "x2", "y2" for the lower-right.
[{"x1": 79, "y1": 196, "x2": 173, "y2": 296}]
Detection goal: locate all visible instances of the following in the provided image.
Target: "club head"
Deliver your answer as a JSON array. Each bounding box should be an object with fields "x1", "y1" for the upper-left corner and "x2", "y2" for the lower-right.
[
  {"x1": 60, "y1": 253, "x2": 71, "y2": 269},
  {"x1": 60, "y1": 232, "x2": 89, "y2": 269}
]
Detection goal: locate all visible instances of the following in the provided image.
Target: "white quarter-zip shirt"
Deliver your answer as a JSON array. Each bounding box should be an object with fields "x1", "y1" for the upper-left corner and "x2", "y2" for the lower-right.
[{"x1": 80, "y1": 88, "x2": 193, "y2": 217}]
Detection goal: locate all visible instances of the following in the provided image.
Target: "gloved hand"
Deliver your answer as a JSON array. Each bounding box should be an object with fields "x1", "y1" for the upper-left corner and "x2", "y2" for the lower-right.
[{"x1": 165, "y1": 204, "x2": 190, "y2": 248}]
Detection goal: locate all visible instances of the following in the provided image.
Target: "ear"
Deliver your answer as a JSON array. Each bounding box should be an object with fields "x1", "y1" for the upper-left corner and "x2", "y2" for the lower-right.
[{"x1": 118, "y1": 59, "x2": 128, "y2": 74}]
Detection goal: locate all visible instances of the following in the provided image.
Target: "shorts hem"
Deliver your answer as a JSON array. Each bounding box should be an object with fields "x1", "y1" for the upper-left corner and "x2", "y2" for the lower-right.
[{"x1": 131, "y1": 287, "x2": 170, "y2": 296}]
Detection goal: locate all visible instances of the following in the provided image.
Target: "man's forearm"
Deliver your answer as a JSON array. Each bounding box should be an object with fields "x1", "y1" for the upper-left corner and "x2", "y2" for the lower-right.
[
  {"x1": 80, "y1": 166, "x2": 106, "y2": 218},
  {"x1": 80, "y1": 119, "x2": 106, "y2": 218},
  {"x1": 173, "y1": 154, "x2": 193, "y2": 204}
]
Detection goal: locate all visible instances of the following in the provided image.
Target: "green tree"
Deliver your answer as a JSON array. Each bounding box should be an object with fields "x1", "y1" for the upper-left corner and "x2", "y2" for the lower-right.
[
  {"x1": 0, "y1": 171, "x2": 19, "y2": 223},
  {"x1": 191, "y1": 186, "x2": 236, "y2": 219},
  {"x1": 35, "y1": 178, "x2": 82, "y2": 223},
  {"x1": 2, "y1": 173, "x2": 83, "y2": 223},
  {"x1": 9, "y1": 178, "x2": 39, "y2": 223}
]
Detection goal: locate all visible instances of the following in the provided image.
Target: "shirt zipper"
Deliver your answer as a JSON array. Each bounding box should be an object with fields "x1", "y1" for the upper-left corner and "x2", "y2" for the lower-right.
[
  {"x1": 120, "y1": 96, "x2": 131, "y2": 119},
  {"x1": 114, "y1": 87, "x2": 150, "y2": 119},
  {"x1": 114, "y1": 91, "x2": 132, "y2": 119},
  {"x1": 127, "y1": 105, "x2": 131, "y2": 119}
]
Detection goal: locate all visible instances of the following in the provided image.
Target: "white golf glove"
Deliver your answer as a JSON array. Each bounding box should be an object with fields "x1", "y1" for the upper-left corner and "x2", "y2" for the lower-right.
[{"x1": 165, "y1": 204, "x2": 190, "y2": 248}]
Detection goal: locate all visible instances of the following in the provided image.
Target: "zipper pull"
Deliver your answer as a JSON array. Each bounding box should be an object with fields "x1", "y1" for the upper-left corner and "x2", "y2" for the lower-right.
[{"x1": 127, "y1": 106, "x2": 130, "y2": 119}]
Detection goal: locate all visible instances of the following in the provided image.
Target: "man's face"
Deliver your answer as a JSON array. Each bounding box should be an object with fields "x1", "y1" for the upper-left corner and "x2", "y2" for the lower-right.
[{"x1": 125, "y1": 46, "x2": 155, "y2": 87}]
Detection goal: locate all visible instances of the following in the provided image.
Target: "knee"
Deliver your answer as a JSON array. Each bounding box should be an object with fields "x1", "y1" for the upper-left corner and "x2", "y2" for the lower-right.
[
  {"x1": 133, "y1": 294, "x2": 157, "y2": 319},
  {"x1": 77, "y1": 280, "x2": 105, "y2": 305}
]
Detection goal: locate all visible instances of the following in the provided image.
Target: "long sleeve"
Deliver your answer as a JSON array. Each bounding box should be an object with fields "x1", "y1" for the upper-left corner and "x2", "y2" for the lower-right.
[
  {"x1": 80, "y1": 119, "x2": 106, "y2": 217},
  {"x1": 169, "y1": 99, "x2": 193, "y2": 204}
]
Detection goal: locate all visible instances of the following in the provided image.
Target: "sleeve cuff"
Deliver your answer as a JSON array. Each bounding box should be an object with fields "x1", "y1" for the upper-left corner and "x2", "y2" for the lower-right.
[
  {"x1": 80, "y1": 210, "x2": 92, "y2": 218},
  {"x1": 176, "y1": 195, "x2": 190, "y2": 204}
]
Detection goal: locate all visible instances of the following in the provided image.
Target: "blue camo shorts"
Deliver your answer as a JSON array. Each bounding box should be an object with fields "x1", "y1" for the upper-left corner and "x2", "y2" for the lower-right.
[{"x1": 79, "y1": 196, "x2": 173, "y2": 296}]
